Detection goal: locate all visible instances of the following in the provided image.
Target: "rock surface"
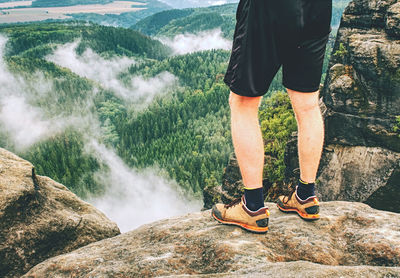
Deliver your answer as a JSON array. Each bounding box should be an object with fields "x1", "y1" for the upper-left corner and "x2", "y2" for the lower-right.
[
  {"x1": 24, "y1": 202, "x2": 400, "y2": 277},
  {"x1": 285, "y1": 0, "x2": 400, "y2": 212},
  {"x1": 0, "y1": 148, "x2": 120, "y2": 278}
]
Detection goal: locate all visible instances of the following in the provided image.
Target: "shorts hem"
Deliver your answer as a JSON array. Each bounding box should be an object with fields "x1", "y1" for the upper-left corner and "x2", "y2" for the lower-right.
[
  {"x1": 224, "y1": 79, "x2": 264, "y2": 97},
  {"x1": 283, "y1": 82, "x2": 320, "y2": 93}
]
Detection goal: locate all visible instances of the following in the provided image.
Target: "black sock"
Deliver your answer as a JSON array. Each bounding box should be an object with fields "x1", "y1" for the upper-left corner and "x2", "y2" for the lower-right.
[
  {"x1": 296, "y1": 178, "x2": 316, "y2": 201},
  {"x1": 244, "y1": 187, "x2": 264, "y2": 211}
]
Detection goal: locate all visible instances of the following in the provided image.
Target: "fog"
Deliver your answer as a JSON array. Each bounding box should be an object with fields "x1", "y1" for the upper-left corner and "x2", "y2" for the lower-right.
[
  {"x1": 0, "y1": 96, "x2": 71, "y2": 150},
  {"x1": 0, "y1": 35, "x2": 202, "y2": 232},
  {"x1": 158, "y1": 28, "x2": 232, "y2": 55},
  {"x1": 46, "y1": 41, "x2": 177, "y2": 102},
  {"x1": 86, "y1": 140, "x2": 202, "y2": 232},
  {"x1": 0, "y1": 36, "x2": 76, "y2": 150}
]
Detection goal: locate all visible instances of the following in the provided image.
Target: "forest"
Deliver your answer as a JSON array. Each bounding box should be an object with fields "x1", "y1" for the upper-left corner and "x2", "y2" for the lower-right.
[{"x1": 0, "y1": 1, "x2": 340, "y2": 202}]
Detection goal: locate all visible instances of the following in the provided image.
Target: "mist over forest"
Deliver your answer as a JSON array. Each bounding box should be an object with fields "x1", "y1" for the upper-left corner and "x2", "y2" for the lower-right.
[{"x1": 0, "y1": 0, "x2": 348, "y2": 231}]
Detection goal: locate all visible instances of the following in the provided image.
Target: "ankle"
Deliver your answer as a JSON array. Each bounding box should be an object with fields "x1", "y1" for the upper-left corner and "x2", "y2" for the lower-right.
[
  {"x1": 296, "y1": 178, "x2": 316, "y2": 201},
  {"x1": 244, "y1": 187, "x2": 264, "y2": 211}
]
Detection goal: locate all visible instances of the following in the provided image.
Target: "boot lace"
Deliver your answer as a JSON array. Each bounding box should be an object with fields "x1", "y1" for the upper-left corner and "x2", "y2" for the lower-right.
[
  {"x1": 284, "y1": 187, "x2": 296, "y2": 204},
  {"x1": 224, "y1": 196, "x2": 242, "y2": 209}
]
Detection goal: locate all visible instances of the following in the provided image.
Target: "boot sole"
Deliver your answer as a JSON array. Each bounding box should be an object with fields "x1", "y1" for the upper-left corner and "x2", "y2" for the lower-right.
[
  {"x1": 212, "y1": 212, "x2": 269, "y2": 234},
  {"x1": 276, "y1": 203, "x2": 320, "y2": 221}
]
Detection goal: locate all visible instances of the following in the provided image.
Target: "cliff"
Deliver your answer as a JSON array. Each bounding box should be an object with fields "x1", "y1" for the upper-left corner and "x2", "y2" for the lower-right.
[
  {"x1": 286, "y1": 0, "x2": 400, "y2": 212},
  {"x1": 0, "y1": 148, "x2": 120, "y2": 278},
  {"x1": 24, "y1": 202, "x2": 400, "y2": 277}
]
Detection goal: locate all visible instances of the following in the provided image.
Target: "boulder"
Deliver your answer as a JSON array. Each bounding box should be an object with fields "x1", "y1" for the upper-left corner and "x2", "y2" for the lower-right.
[
  {"x1": 24, "y1": 202, "x2": 400, "y2": 277},
  {"x1": 0, "y1": 148, "x2": 120, "y2": 278}
]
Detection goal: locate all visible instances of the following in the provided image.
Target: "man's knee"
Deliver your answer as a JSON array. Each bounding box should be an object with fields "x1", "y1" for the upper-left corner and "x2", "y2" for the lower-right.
[
  {"x1": 228, "y1": 91, "x2": 262, "y2": 109},
  {"x1": 287, "y1": 89, "x2": 321, "y2": 116}
]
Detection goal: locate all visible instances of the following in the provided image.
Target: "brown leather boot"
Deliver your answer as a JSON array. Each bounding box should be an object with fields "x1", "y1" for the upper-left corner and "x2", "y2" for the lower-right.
[
  {"x1": 277, "y1": 186, "x2": 320, "y2": 221},
  {"x1": 212, "y1": 195, "x2": 269, "y2": 234}
]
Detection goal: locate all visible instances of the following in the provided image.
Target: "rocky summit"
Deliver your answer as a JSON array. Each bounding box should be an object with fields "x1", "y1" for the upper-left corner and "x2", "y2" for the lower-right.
[
  {"x1": 24, "y1": 202, "x2": 400, "y2": 277},
  {"x1": 0, "y1": 148, "x2": 120, "y2": 278}
]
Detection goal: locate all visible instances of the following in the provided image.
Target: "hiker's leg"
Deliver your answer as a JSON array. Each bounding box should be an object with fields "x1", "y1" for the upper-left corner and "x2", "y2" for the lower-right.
[
  {"x1": 286, "y1": 88, "x2": 324, "y2": 183},
  {"x1": 229, "y1": 91, "x2": 264, "y2": 189}
]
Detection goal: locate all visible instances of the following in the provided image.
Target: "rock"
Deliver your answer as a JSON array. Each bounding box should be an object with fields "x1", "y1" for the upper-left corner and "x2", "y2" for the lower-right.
[
  {"x1": 0, "y1": 148, "x2": 120, "y2": 278},
  {"x1": 386, "y1": 2, "x2": 400, "y2": 37},
  {"x1": 286, "y1": 0, "x2": 400, "y2": 212},
  {"x1": 23, "y1": 202, "x2": 400, "y2": 277},
  {"x1": 317, "y1": 145, "x2": 400, "y2": 202},
  {"x1": 203, "y1": 153, "x2": 243, "y2": 210},
  {"x1": 341, "y1": 0, "x2": 398, "y2": 29}
]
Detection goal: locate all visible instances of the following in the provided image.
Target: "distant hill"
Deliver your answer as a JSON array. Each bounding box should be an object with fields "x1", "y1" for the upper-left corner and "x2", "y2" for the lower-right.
[
  {"x1": 1, "y1": 21, "x2": 170, "y2": 59},
  {"x1": 31, "y1": 0, "x2": 113, "y2": 7},
  {"x1": 68, "y1": 0, "x2": 172, "y2": 28},
  {"x1": 133, "y1": 3, "x2": 237, "y2": 38},
  {"x1": 133, "y1": 0, "x2": 350, "y2": 38},
  {"x1": 156, "y1": 0, "x2": 238, "y2": 9}
]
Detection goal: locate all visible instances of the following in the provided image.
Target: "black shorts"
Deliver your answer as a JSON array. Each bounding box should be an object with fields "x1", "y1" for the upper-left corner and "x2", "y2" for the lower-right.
[{"x1": 224, "y1": 0, "x2": 332, "y2": 97}]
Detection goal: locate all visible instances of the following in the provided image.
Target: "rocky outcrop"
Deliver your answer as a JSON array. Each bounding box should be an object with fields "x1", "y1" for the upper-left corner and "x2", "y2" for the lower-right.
[
  {"x1": 285, "y1": 0, "x2": 400, "y2": 212},
  {"x1": 0, "y1": 148, "x2": 120, "y2": 278},
  {"x1": 24, "y1": 202, "x2": 400, "y2": 277}
]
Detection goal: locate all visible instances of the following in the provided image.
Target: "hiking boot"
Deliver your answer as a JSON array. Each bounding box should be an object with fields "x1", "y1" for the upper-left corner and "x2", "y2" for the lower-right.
[
  {"x1": 276, "y1": 186, "x2": 320, "y2": 221},
  {"x1": 211, "y1": 195, "x2": 269, "y2": 234}
]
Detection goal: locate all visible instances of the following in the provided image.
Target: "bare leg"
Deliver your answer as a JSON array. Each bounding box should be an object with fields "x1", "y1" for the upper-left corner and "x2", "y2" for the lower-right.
[
  {"x1": 286, "y1": 88, "x2": 324, "y2": 183},
  {"x1": 229, "y1": 91, "x2": 264, "y2": 189}
]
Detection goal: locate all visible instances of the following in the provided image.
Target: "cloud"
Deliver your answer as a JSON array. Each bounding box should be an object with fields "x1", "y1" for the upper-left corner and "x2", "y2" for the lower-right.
[
  {"x1": 46, "y1": 41, "x2": 135, "y2": 90},
  {"x1": 0, "y1": 96, "x2": 68, "y2": 149},
  {"x1": 0, "y1": 36, "x2": 81, "y2": 150},
  {"x1": 0, "y1": 35, "x2": 202, "y2": 231},
  {"x1": 157, "y1": 28, "x2": 232, "y2": 55},
  {"x1": 85, "y1": 140, "x2": 203, "y2": 233},
  {"x1": 46, "y1": 42, "x2": 178, "y2": 102},
  {"x1": 128, "y1": 71, "x2": 177, "y2": 105}
]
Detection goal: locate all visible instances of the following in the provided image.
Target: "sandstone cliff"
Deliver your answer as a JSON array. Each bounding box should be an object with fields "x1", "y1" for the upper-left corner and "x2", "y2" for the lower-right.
[
  {"x1": 24, "y1": 202, "x2": 400, "y2": 277},
  {"x1": 286, "y1": 0, "x2": 400, "y2": 212},
  {"x1": 0, "y1": 148, "x2": 120, "y2": 277}
]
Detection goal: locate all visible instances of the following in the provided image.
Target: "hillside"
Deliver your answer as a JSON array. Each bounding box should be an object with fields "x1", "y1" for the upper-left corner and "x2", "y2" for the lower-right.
[
  {"x1": 0, "y1": 12, "x2": 337, "y2": 203},
  {"x1": 0, "y1": 0, "x2": 172, "y2": 26},
  {"x1": 133, "y1": 4, "x2": 237, "y2": 38},
  {"x1": 0, "y1": 21, "x2": 237, "y2": 224},
  {"x1": 0, "y1": 21, "x2": 171, "y2": 199},
  {"x1": 0, "y1": 0, "x2": 346, "y2": 232},
  {"x1": 31, "y1": 0, "x2": 113, "y2": 7},
  {"x1": 69, "y1": 0, "x2": 172, "y2": 27},
  {"x1": 132, "y1": 0, "x2": 351, "y2": 38}
]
